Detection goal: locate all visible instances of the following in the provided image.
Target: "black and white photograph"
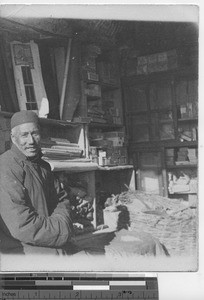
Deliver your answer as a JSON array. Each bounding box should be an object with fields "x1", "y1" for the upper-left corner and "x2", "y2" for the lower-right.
[{"x1": 0, "y1": 4, "x2": 200, "y2": 274}]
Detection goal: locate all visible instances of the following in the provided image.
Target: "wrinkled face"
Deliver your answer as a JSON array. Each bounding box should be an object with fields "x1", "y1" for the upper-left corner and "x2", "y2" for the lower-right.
[{"x1": 11, "y1": 122, "x2": 41, "y2": 157}]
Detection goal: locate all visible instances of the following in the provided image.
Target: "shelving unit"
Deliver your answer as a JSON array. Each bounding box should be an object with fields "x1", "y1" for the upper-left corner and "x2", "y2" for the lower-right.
[
  {"x1": 79, "y1": 44, "x2": 136, "y2": 223},
  {"x1": 122, "y1": 49, "x2": 198, "y2": 199},
  {"x1": 81, "y1": 45, "x2": 129, "y2": 169}
]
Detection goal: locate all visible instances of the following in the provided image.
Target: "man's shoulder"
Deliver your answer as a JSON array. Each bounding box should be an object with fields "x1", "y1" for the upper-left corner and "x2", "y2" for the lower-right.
[
  {"x1": 0, "y1": 149, "x2": 22, "y2": 169},
  {"x1": 0, "y1": 149, "x2": 13, "y2": 162}
]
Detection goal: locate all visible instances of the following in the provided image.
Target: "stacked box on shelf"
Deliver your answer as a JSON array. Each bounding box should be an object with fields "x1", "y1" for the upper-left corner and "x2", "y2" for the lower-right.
[
  {"x1": 103, "y1": 131, "x2": 125, "y2": 147},
  {"x1": 176, "y1": 147, "x2": 189, "y2": 164},
  {"x1": 106, "y1": 146, "x2": 128, "y2": 166},
  {"x1": 105, "y1": 132, "x2": 127, "y2": 166},
  {"x1": 187, "y1": 148, "x2": 198, "y2": 164},
  {"x1": 179, "y1": 103, "x2": 198, "y2": 119},
  {"x1": 137, "y1": 50, "x2": 177, "y2": 75},
  {"x1": 89, "y1": 130, "x2": 128, "y2": 166},
  {"x1": 166, "y1": 148, "x2": 175, "y2": 166},
  {"x1": 177, "y1": 79, "x2": 198, "y2": 120},
  {"x1": 178, "y1": 123, "x2": 198, "y2": 142}
]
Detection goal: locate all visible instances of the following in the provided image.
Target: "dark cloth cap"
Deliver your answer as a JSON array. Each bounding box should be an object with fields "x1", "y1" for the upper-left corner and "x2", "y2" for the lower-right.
[{"x1": 11, "y1": 110, "x2": 39, "y2": 130}]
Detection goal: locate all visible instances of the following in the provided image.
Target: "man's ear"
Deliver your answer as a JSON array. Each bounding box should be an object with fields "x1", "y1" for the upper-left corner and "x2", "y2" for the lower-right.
[
  {"x1": 10, "y1": 129, "x2": 16, "y2": 144},
  {"x1": 11, "y1": 132, "x2": 15, "y2": 144}
]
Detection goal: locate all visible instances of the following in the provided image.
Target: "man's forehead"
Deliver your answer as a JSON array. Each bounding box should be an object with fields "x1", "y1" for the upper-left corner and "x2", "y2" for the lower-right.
[{"x1": 17, "y1": 122, "x2": 39, "y2": 132}]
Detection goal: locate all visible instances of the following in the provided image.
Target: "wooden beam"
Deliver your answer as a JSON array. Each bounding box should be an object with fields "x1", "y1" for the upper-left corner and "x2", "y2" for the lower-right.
[{"x1": 59, "y1": 38, "x2": 72, "y2": 119}]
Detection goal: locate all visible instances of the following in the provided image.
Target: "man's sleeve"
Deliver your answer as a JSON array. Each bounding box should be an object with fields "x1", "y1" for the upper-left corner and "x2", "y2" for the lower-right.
[{"x1": 0, "y1": 159, "x2": 73, "y2": 248}]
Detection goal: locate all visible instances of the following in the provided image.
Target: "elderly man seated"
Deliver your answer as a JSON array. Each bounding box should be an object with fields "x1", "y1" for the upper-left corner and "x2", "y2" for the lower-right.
[
  {"x1": 0, "y1": 110, "x2": 73, "y2": 254},
  {"x1": 0, "y1": 110, "x2": 169, "y2": 258}
]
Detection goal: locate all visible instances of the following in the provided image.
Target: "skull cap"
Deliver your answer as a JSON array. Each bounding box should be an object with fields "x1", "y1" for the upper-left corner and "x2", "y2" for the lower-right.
[{"x1": 11, "y1": 110, "x2": 39, "y2": 130}]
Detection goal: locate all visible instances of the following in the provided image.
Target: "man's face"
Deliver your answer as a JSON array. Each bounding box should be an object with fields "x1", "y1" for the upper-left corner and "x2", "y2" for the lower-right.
[{"x1": 11, "y1": 122, "x2": 41, "y2": 157}]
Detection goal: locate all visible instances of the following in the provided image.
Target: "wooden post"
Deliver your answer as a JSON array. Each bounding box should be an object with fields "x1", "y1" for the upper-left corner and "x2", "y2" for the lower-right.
[
  {"x1": 59, "y1": 38, "x2": 72, "y2": 119},
  {"x1": 88, "y1": 171, "x2": 97, "y2": 229},
  {"x1": 81, "y1": 171, "x2": 97, "y2": 229}
]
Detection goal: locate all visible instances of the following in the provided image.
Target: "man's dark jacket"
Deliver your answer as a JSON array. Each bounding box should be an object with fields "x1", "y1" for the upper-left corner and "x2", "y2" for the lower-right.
[{"x1": 0, "y1": 144, "x2": 73, "y2": 254}]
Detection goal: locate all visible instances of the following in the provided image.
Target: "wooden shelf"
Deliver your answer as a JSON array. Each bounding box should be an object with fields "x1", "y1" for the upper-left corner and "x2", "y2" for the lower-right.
[
  {"x1": 121, "y1": 65, "x2": 198, "y2": 86},
  {"x1": 47, "y1": 160, "x2": 99, "y2": 172},
  {"x1": 47, "y1": 159, "x2": 133, "y2": 173},
  {"x1": 169, "y1": 191, "x2": 197, "y2": 195},
  {"x1": 97, "y1": 165, "x2": 133, "y2": 171},
  {"x1": 89, "y1": 122, "x2": 123, "y2": 129},
  {"x1": 178, "y1": 118, "x2": 198, "y2": 123},
  {"x1": 159, "y1": 119, "x2": 174, "y2": 124},
  {"x1": 166, "y1": 164, "x2": 197, "y2": 170},
  {"x1": 129, "y1": 140, "x2": 198, "y2": 150},
  {"x1": 39, "y1": 118, "x2": 88, "y2": 127}
]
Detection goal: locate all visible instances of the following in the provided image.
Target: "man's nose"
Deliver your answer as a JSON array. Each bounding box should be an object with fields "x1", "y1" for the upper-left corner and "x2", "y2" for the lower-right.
[{"x1": 27, "y1": 133, "x2": 34, "y2": 143}]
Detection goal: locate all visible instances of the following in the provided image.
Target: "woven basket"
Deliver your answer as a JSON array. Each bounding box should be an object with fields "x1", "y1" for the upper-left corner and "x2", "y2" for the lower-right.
[
  {"x1": 107, "y1": 190, "x2": 198, "y2": 257},
  {"x1": 125, "y1": 202, "x2": 197, "y2": 256}
]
